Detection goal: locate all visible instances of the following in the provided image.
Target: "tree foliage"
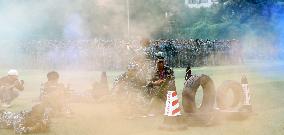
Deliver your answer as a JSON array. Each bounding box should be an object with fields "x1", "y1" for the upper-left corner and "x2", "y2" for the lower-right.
[{"x1": 149, "y1": 0, "x2": 283, "y2": 40}]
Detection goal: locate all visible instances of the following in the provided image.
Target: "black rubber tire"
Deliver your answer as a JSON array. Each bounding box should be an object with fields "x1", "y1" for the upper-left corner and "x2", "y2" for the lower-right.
[
  {"x1": 216, "y1": 80, "x2": 242, "y2": 110},
  {"x1": 182, "y1": 74, "x2": 216, "y2": 113}
]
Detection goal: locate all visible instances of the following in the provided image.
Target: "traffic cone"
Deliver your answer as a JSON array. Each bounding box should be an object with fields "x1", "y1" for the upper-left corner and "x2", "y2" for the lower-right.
[
  {"x1": 239, "y1": 75, "x2": 252, "y2": 112},
  {"x1": 159, "y1": 91, "x2": 187, "y2": 130}
]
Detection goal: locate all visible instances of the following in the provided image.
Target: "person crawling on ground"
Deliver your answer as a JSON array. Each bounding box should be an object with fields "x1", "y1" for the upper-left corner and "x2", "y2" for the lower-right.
[{"x1": 0, "y1": 103, "x2": 50, "y2": 134}]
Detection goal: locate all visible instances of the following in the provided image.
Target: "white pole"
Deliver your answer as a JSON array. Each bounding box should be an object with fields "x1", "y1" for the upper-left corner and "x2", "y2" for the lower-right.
[{"x1": 126, "y1": 0, "x2": 130, "y2": 39}]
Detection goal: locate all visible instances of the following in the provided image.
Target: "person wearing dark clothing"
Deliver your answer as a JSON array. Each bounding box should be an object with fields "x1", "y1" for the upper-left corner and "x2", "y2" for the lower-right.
[{"x1": 185, "y1": 66, "x2": 192, "y2": 81}]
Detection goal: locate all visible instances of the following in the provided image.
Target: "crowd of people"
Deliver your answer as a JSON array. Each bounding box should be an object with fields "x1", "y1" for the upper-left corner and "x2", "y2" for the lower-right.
[
  {"x1": 144, "y1": 38, "x2": 243, "y2": 67},
  {"x1": 0, "y1": 38, "x2": 243, "y2": 70}
]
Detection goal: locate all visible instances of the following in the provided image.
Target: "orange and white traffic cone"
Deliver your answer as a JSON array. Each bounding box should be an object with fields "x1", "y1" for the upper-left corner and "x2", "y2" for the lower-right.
[
  {"x1": 159, "y1": 91, "x2": 187, "y2": 130},
  {"x1": 239, "y1": 75, "x2": 252, "y2": 112}
]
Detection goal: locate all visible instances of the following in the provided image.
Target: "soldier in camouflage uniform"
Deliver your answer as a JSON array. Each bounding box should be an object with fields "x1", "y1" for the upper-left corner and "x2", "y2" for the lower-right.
[
  {"x1": 147, "y1": 53, "x2": 175, "y2": 100},
  {"x1": 40, "y1": 71, "x2": 71, "y2": 116},
  {"x1": 146, "y1": 54, "x2": 175, "y2": 116},
  {"x1": 0, "y1": 103, "x2": 50, "y2": 134},
  {"x1": 0, "y1": 69, "x2": 24, "y2": 108}
]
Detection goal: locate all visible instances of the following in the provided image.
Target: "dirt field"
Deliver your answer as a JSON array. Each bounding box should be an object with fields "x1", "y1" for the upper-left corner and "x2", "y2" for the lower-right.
[{"x1": 1, "y1": 61, "x2": 284, "y2": 135}]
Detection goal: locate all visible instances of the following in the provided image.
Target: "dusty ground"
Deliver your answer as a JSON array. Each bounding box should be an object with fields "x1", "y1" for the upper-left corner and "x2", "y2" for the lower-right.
[{"x1": 1, "y1": 61, "x2": 284, "y2": 135}]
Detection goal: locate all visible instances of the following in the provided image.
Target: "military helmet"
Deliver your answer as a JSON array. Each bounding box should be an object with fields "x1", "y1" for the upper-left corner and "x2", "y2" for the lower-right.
[
  {"x1": 155, "y1": 52, "x2": 164, "y2": 59},
  {"x1": 155, "y1": 52, "x2": 165, "y2": 62}
]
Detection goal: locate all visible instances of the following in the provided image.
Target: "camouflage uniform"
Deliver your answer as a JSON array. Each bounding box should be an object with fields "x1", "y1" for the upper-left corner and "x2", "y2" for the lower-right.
[
  {"x1": 0, "y1": 76, "x2": 24, "y2": 104},
  {"x1": 148, "y1": 65, "x2": 175, "y2": 100},
  {"x1": 0, "y1": 108, "x2": 50, "y2": 134},
  {"x1": 151, "y1": 66, "x2": 175, "y2": 82},
  {"x1": 40, "y1": 81, "x2": 71, "y2": 115}
]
